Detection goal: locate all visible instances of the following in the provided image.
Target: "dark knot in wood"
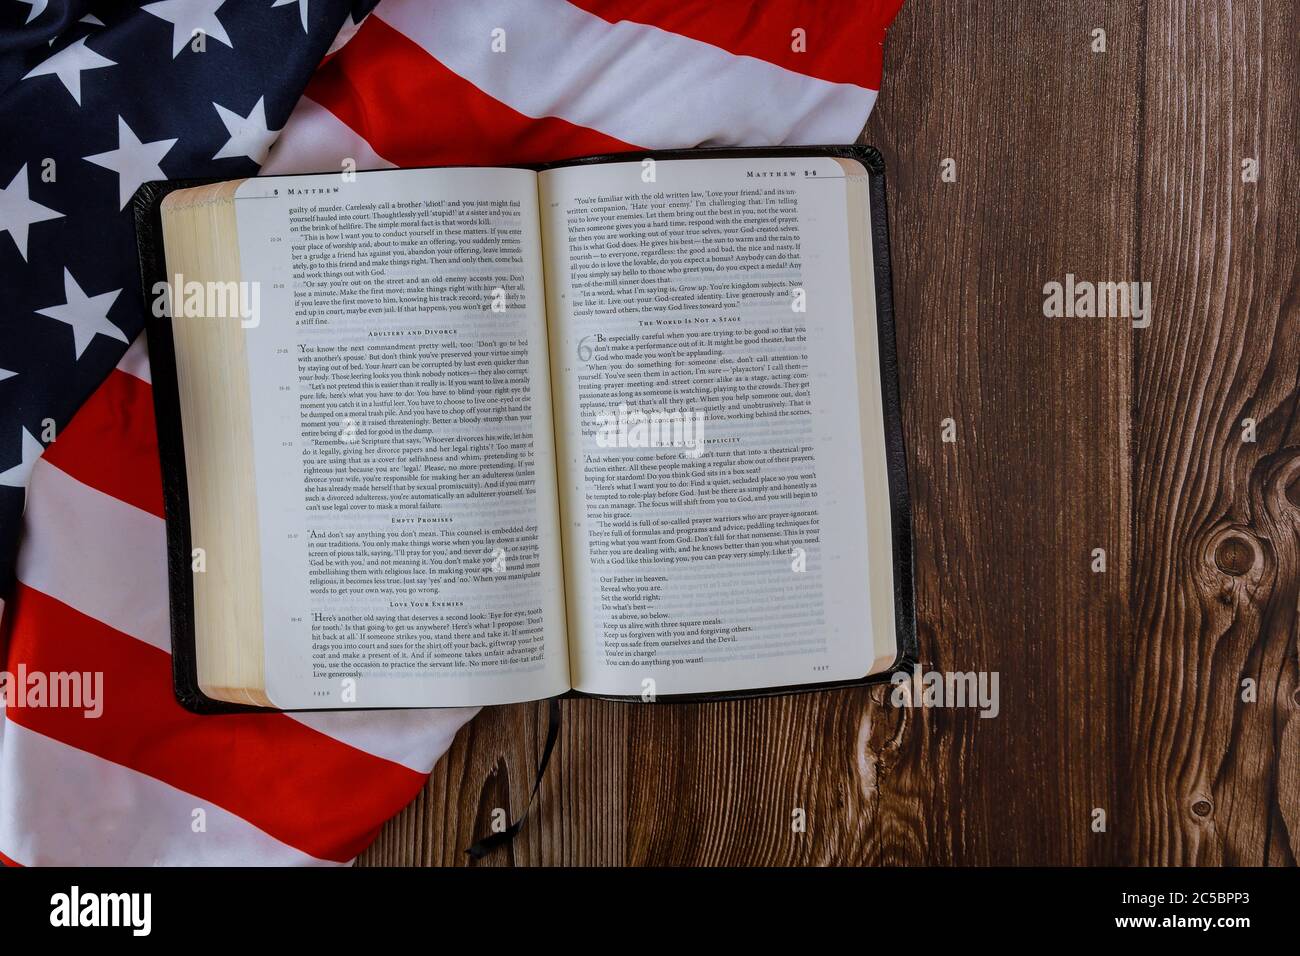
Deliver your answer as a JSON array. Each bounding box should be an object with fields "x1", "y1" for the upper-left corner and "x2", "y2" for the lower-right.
[{"x1": 1213, "y1": 536, "x2": 1256, "y2": 576}]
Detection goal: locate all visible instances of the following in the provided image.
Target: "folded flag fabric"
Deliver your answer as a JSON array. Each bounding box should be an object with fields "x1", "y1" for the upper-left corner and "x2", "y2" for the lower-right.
[{"x1": 0, "y1": 0, "x2": 903, "y2": 865}]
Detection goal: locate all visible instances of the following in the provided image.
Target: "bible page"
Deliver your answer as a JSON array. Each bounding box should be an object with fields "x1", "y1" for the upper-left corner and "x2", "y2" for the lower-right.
[
  {"x1": 232, "y1": 167, "x2": 569, "y2": 708},
  {"x1": 539, "y1": 155, "x2": 896, "y2": 697}
]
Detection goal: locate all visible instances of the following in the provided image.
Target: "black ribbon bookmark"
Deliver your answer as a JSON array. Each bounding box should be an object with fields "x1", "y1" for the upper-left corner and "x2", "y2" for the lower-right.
[{"x1": 464, "y1": 696, "x2": 562, "y2": 860}]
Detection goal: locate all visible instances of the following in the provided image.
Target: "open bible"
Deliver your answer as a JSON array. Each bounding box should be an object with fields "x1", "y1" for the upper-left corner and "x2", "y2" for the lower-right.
[{"x1": 132, "y1": 146, "x2": 915, "y2": 712}]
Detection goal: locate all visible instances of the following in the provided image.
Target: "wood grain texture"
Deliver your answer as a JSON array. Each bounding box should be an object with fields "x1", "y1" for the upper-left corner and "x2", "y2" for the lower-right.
[
  {"x1": 1127, "y1": 0, "x2": 1300, "y2": 865},
  {"x1": 359, "y1": 0, "x2": 1299, "y2": 866}
]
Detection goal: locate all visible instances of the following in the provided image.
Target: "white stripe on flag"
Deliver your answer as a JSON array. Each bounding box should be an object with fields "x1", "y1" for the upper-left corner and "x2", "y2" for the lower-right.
[
  {"x1": 17, "y1": 459, "x2": 170, "y2": 653},
  {"x1": 116, "y1": 332, "x2": 152, "y2": 384},
  {"x1": 375, "y1": 0, "x2": 877, "y2": 149},
  {"x1": 263, "y1": 95, "x2": 397, "y2": 175},
  {"x1": 289, "y1": 706, "x2": 476, "y2": 774},
  {"x1": 0, "y1": 714, "x2": 332, "y2": 866}
]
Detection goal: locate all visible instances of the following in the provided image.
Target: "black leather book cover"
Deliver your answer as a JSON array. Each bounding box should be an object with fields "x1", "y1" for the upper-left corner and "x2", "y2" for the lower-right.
[{"x1": 130, "y1": 145, "x2": 916, "y2": 714}]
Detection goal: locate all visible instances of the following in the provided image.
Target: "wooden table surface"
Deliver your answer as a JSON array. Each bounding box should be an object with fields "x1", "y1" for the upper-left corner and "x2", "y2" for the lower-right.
[{"x1": 360, "y1": 1, "x2": 1300, "y2": 866}]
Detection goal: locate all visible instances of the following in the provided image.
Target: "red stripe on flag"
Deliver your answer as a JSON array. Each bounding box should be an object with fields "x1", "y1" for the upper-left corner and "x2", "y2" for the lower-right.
[
  {"x1": 0, "y1": 850, "x2": 21, "y2": 867},
  {"x1": 567, "y1": 0, "x2": 902, "y2": 88},
  {"x1": 305, "y1": 15, "x2": 641, "y2": 167},
  {"x1": 3, "y1": 585, "x2": 428, "y2": 863},
  {"x1": 41, "y1": 369, "x2": 164, "y2": 520}
]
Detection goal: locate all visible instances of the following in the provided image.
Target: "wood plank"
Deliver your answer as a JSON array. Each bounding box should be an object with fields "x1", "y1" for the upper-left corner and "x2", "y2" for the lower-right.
[
  {"x1": 361, "y1": 700, "x2": 627, "y2": 865},
  {"x1": 1128, "y1": 0, "x2": 1300, "y2": 866}
]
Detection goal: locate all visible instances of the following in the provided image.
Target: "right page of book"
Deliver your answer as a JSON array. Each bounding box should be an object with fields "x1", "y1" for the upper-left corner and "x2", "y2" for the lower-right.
[{"x1": 539, "y1": 154, "x2": 897, "y2": 697}]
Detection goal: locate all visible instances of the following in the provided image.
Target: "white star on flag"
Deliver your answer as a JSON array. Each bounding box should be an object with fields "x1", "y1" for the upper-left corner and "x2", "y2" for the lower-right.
[
  {"x1": 142, "y1": 0, "x2": 234, "y2": 58},
  {"x1": 35, "y1": 268, "x2": 126, "y2": 360},
  {"x1": 0, "y1": 164, "x2": 62, "y2": 261},
  {"x1": 0, "y1": 369, "x2": 16, "y2": 382},
  {"x1": 22, "y1": 37, "x2": 117, "y2": 106},
  {"x1": 213, "y1": 97, "x2": 281, "y2": 165},
  {"x1": 272, "y1": 0, "x2": 309, "y2": 33},
  {"x1": 0, "y1": 428, "x2": 44, "y2": 490},
  {"x1": 16, "y1": 0, "x2": 47, "y2": 25},
  {"x1": 84, "y1": 116, "x2": 178, "y2": 210}
]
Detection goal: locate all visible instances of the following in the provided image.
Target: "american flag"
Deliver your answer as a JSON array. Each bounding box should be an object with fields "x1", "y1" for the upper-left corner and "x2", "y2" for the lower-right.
[{"x1": 0, "y1": 0, "x2": 901, "y2": 865}]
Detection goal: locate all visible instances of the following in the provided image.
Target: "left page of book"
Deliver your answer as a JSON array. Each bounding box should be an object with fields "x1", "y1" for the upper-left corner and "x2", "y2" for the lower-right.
[{"x1": 229, "y1": 167, "x2": 569, "y2": 708}]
